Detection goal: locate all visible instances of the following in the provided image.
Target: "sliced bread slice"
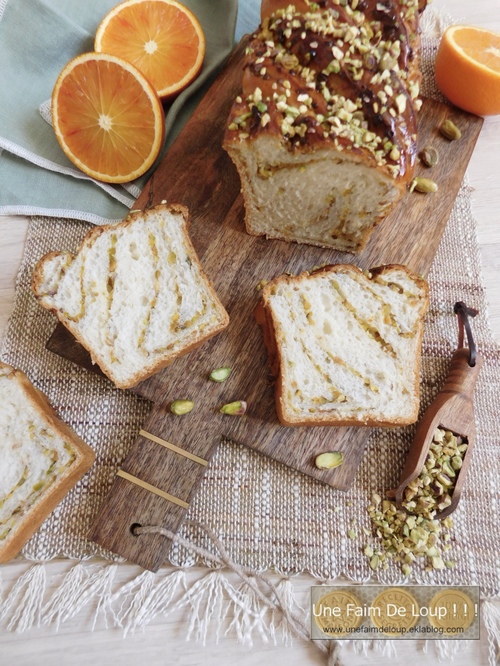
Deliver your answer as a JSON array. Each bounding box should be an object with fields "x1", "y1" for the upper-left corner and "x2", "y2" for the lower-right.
[
  {"x1": 255, "y1": 264, "x2": 429, "y2": 427},
  {"x1": 0, "y1": 362, "x2": 95, "y2": 562},
  {"x1": 33, "y1": 204, "x2": 229, "y2": 389}
]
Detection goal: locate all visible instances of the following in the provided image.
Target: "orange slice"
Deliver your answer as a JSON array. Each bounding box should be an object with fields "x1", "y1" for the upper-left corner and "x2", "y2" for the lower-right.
[
  {"x1": 94, "y1": 0, "x2": 206, "y2": 100},
  {"x1": 435, "y1": 25, "x2": 500, "y2": 116},
  {"x1": 52, "y1": 52, "x2": 165, "y2": 183}
]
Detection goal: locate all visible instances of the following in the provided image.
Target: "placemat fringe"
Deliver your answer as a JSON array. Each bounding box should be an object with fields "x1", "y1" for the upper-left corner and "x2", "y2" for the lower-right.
[
  {"x1": 2, "y1": 558, "x2": 498, "y2": 663},
  {"x1": 483, "y1": 601, "x2": 500, "y2": 666},
  {"x1": 42, "y1": 562, "x2": 118, "y2": 631},
  {"x1": 0, "y1": 564, "x2": 46, "y2": 632}
]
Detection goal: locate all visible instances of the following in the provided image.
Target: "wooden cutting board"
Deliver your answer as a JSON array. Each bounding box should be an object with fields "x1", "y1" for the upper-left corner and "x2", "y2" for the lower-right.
[{"x1": 46, "y1": 38, "x2": 483, "y2": 571}]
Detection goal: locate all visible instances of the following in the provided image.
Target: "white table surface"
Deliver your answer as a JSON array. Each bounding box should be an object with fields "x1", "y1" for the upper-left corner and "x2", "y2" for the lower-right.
[{"x1": 1, "y1": 1, "x2": 499, "y2": 664}]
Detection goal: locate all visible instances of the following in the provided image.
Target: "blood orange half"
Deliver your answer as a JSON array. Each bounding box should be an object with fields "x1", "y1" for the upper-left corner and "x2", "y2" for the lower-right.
[
  {"x1": 52, "y1": 52, "x2": 165, "y2": 183},
  {"x1": 95, "y1": 0, "x2": 206, "y2": 100}
]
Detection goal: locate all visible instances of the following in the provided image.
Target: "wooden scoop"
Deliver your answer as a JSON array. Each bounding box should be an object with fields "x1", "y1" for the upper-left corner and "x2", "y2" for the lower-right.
[{"x1": 388, "y1": 303, "x2": 482, "y2": 519}]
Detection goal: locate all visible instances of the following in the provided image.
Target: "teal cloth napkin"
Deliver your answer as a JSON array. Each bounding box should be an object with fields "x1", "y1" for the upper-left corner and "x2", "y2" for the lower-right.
[{"x1": 0, "y1": 0, "x2": 258, "y2": 224}]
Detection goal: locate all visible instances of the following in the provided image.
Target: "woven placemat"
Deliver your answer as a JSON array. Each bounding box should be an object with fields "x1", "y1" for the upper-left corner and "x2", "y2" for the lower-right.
[{"x1": 1, "y1": 17, "x2": 499, "y2": 597}]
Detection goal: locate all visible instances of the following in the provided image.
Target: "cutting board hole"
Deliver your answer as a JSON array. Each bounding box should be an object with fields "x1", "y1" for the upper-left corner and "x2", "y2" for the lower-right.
[{"x1": 130, "y1": 523, "x2": 142, "y2": 536}]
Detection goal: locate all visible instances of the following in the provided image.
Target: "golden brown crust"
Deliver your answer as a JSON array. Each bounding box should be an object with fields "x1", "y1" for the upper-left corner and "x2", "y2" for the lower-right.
[
  {"x1": 32, "y1": 203, "x2": 229, "y2": 390},
  {"x1": 224, "y1": 0, "x2": 423, "y2": 181},
  {"x1": 0, "y1": 361, "x2": 95, "y2": 562},
  {"x1": 254, "y1": 299, "x2": 280, "y2": 377},
  {"x1": 256, "y1": 263, "x2": 429, "y2": 427}
]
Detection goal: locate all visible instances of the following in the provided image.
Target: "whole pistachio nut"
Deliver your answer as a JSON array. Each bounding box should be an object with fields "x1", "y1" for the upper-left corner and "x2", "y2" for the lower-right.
[
  {"x1": 440, "y1": 119, "x2": 462, "y2": 141},
  {"x1": 220, "y1": 400, "x2": 247, "y2": 415},
  {"x1": 315, "y1": 451, "x2": 344, "y2": 470},
  {"x1": 411, "y1": 177, "x2": 438, "y2": 193},
  {"x1": 170, "y1": 400, "x2": 194, "y2": 415},
  {"x1": 209, "y1": 367, "x2": 232, "y2": 382},
  {"x1": 421, "y1": 146, "x2": 439, "y2": 167}
]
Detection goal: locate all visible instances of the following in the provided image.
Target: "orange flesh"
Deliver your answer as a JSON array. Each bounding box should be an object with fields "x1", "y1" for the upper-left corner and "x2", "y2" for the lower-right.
[
  {"x1": 97, "y1": 2, "x2": 201, "y2": 92},
  {"x1": 453, "y1": 27, "x2": 500, "y2": 73},
  {"x1": 55, "y1": 59, "x2": 158, "y2": 177}
]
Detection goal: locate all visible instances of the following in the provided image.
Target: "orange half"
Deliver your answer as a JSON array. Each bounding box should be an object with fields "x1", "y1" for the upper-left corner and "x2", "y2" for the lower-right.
[
  {"x1": 52, "y1": 52, "x2": 165, "y2": 183},
  {"x1": 435, "y1": 25, "x2": 500, "y2": 116},
  {"x1": 95, "y1": 0, "x2": 206, "y2": 99}
]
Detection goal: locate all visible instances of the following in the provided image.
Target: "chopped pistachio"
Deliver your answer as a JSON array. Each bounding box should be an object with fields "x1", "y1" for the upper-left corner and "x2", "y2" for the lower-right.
[
  {"x1": 442, "y1": 461, "x2": 456, "y2": 477},
  {"x1": 256, "y1": 278, "x2": 269, "y2": 291},
  {"x1": 433, "y1": 428, "x2": 445, "y2": 443},
  {"x1": 394, "y1": 93, "x2": 407, "y2": 114},
  {"x1": 436, "y1": 472, "x2": 453, "y2": 487},
  {"x1": 390, "y1": 146, "x2": 401, "y2": 161},
  {"x1": 365, "y1": 426, "x2": 466, "y2": 575},
  {"x1": 431, "y1": 556, "x2": 445, "y2": 570}
]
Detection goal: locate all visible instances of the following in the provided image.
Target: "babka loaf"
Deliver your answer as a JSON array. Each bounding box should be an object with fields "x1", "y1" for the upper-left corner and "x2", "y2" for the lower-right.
[
  {"x1": 255, "y1": 264, "x2": 429, "y2": 426},
  {"x1": 33, "y1": 204, "x2": 229, "y2": 389},
  {"x1": 224, "y1": 0, "x2": 427, "y2": 252}
]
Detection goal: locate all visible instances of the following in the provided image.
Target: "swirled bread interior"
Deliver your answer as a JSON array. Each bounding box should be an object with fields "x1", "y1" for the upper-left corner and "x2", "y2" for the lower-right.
[
  {"x1": 256, "y1": 264, "x2": 429, "y2": 426},
  {"x1": 33, "y1": 204, "x2": 229, "y2": 389},
  {"x1": 0, "y1": 362, "x2": 94, "y2": 562}
]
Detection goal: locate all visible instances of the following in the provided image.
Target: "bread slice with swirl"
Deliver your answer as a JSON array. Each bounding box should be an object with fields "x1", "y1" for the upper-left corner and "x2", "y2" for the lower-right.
[
  {"x1": 224, "y1": 0, "x2": 427, "y2": 252},
  {"x1": 0, "y1": 362, "x2": 94, "y2": 562},
  {"x1": 33, "y1": 204, "x2": 229, "y2": 389},
  {"x1": 255, "y1": 264, "x2": 429, "y2": 426}
]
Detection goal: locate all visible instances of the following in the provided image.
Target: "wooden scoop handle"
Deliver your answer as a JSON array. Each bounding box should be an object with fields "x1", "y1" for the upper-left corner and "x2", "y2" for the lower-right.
[
  {"x1": 440, "y1": 346, "x2": 483, "y2": 401},
  {"x1": 392, "y1": 347, "x2": 482, "y2": 518}
]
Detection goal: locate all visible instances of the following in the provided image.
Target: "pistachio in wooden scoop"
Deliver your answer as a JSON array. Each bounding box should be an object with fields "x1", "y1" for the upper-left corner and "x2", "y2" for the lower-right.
[
  {"x1": 388, "y1": 302, "x2": 482, "y2": 520},
  {"x1": 399, "y1": 426, "x2": 468, "y2": 516}
]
